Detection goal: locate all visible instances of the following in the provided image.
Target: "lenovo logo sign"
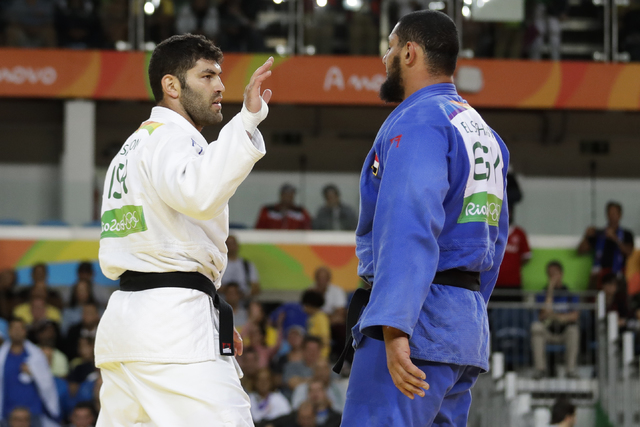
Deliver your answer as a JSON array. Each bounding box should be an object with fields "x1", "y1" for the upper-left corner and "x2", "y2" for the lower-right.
[{"x1": 0, "y1": 66, "x2": 57, "y2": 85}]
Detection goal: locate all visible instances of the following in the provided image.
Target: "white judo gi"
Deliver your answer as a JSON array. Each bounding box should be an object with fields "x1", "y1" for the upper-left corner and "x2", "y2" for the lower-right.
[{"x1": 96, "y1": 105, "x2": 266, "y2": 427}]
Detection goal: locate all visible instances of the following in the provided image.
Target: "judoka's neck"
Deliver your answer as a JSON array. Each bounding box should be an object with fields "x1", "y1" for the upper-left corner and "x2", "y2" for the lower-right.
[
  {"x1": 402, "y1": 75, "x2": 453, "y2": 101},
  {"x1": 10, "y1": 342, "x2": 24, "y2": 355}
]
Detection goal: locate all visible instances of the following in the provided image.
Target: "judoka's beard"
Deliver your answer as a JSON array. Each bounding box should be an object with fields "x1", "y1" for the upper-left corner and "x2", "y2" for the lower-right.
[
  {"x1": 379, "y1": 55, "x2": 405, "y2": 103},
  {"x1": 181, "y1": 82, "x2": 223, "y2": 128}
]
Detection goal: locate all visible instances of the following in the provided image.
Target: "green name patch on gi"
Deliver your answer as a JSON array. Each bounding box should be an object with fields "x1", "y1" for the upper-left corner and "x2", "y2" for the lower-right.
[
  {"x1": 458, "y1": 192, "x2": 502, "y2": 226},
  {"x1": 101, "y1": 205, "x2": 147, "y2": 238}
]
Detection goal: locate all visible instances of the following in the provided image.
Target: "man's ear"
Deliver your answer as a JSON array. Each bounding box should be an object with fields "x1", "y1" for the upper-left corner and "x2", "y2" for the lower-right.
[
  {"x1": 404, "y1": 41, "x2": 420, "y2": 66},
  {"x1": 161, "y1": 74, "x2": 181, "y2": 100}
]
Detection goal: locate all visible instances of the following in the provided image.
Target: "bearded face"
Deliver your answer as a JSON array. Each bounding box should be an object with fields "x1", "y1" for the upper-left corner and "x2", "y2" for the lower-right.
[
  {"x1": 379, "y1": 53, "x2": 405, "y2": 103},
  {"x1": 180, "y1": 80, "x2": 223, "y2": 128}
]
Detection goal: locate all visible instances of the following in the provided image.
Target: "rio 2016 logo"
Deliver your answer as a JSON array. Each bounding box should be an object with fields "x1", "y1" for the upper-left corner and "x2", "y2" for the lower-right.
[
  {"x1": 102, "y1": 211, "x2": 139, "y2": 233},
  {"x1": 465, "y1": 201, "x2": 501, "y2": 222}
]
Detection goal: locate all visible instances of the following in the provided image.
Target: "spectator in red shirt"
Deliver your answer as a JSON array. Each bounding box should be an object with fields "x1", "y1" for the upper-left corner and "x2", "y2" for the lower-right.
[
  {"x1": 494, "y1": 215, "x2": 532, "y2": 301},
  {"x1": 255, "y1": 184, "x2": 312, "y2": 230}
]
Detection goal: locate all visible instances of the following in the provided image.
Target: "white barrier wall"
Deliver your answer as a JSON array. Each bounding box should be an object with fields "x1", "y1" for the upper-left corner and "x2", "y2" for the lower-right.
[{"x1": 2, "y1": 164, "x2": 640, "y2": 236}]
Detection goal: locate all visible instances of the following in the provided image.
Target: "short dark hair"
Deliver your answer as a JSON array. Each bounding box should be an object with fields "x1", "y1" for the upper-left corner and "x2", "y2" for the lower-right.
[
  {"x1": 395, "y1": 10, "x2": 459, "y2": 76},
  {"x1": 547, "y1": 260, "x2": 563, "y2": 273},
  {"x1": 148, "y1": 34, "x2": 223, "y2": 102},
  {"x1": 301, "y1": 290, "x2": 325, "y2": 309},
  {"x1": 8, "y1": 316, "x2": 26, "y2": 327},
  {"x1": 322, "y1": 184, "x2": 339, "y2": 198},
  {"x1": 303, "y1": 335, "x2": 323, "y2": 348},
  {"x1": 78, "y1": 261, "x2": 93, "y2": 275},
  {"x1": 550, "y1": 397, "x2": 576, "y2": 424},
  {"x1": 73, "y1": 401, "x2": 98, "y2": 418},
  {"x1": 606, "y1": 201, "x2": 622, "y2": 215}
]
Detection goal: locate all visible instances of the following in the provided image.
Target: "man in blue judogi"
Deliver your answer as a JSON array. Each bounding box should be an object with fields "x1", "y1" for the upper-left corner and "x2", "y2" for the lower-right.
[{"x1": 337, "y1": 10, "x2": 510, "y2": 427}]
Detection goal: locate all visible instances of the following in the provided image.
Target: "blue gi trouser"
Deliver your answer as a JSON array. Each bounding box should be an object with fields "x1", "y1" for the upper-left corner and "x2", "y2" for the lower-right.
[{"x1": 341, "y1": 335, "x2": 482, "y2": 427}]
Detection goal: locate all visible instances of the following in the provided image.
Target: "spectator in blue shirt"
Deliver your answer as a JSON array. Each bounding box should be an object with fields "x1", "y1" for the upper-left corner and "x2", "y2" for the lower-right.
[
  {"x1": 0, "y1": 317, "x2": 59, "y2": 426},
  {"x1": 531, "y1": 261, "x2": 580, "y2": 379}
]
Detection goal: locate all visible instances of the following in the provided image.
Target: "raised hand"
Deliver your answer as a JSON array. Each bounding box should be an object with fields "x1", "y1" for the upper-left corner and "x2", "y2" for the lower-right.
[{"x1": 244, "y1": 57, "x2": 274, "y2": 113}]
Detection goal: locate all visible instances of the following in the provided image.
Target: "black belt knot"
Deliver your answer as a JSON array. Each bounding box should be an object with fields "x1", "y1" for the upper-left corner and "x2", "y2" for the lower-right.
[{"x1": 119, "y1": 271, "x2": 235, "y2": 357}]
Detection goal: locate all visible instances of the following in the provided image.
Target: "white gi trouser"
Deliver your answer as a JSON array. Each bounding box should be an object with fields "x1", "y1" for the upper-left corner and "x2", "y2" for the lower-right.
[
  {"x1": 97, "y1": 349, "x2": 252, "y2": 427},
  {"x1": 95, "y1": 289, "x2": 254, "y2": 427}
]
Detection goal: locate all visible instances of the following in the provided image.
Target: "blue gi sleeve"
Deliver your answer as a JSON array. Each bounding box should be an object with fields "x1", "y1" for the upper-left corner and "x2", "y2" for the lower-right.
[
  {"x1": 480, "y1": 132, "x2": 510, "y2": 304},
  {"x1": 359, "y1": 119, "x2": 452, "y2": 340}
]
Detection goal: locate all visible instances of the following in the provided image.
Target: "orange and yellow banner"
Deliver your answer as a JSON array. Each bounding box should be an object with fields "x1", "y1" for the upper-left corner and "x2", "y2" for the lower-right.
[{"x1": 0, "y1": 49, "x2": 639, "y2": 110}]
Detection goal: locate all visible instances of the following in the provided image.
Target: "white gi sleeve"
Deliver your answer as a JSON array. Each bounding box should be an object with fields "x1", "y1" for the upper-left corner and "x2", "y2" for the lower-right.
[{"x1": 149, "y1": 113, "x2": 266, "y2": 220}]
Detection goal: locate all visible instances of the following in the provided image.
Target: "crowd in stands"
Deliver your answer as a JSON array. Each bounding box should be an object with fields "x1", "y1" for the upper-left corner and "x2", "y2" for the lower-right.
[
  {"x1": 1, "y1": 204, "x2": 640, "y2": 424},
  {"x1": 1, "y1": 0, "x2": 639, "y2": 60},
  {"x1": 493, "y1": 196, "x2": 640, "y2": 379},
  {"x1": 255, "y1": 183, "x2": 357, "y2": 231},
  {"x1": 0, "y1": 232, "x2": 355, "y2": 426}
]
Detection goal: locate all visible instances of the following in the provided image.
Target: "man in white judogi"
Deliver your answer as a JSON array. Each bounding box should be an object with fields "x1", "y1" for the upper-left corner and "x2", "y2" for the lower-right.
[{"x1": 95, "y1": 34, "x2": 273, "y2": 427}]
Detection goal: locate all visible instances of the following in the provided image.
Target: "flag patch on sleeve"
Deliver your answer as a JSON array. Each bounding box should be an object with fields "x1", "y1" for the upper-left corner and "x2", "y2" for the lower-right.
[{"x1": 371, "y1": 153, "x2": 380, "y2": 176}]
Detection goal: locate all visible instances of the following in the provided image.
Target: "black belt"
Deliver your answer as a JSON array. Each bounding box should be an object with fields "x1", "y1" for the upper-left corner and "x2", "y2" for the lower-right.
[
  {"x1": 332, "y1": 269, "x2": 480, "y2": 374},
  {"x1": 120, "y1": 271, "x2": 235, "y2": 357}
]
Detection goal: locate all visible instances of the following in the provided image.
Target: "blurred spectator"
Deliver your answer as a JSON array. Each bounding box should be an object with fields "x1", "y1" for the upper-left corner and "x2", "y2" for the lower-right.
[
  {"x1": 602, "y1": 273, "x2": 630, "y2": 328},
  {"x1": 306, "y1": 380, "x2": 341, "y2": 427},
  {"x1": 530, "y1": 261, "x2": 579, "y2": 379},
  {"x1": 0, "y1": 269, "x2": 17, "y2": 320},
  {"x1": 13, "y1": 297, "x2": 62, "y2": 328},
  {"x1": 72, "y1": 371, "x2": 101, "y2": 414},
  {"x1": 312, "y1": 185, "x2": 357, "y2": 231},
  {"x1": 529, "y1": 0, "x2": 568, "y2": 60},
  {"x1": 67, "y1": 337, "x2": 96, "y2": 397},
  {"x1": 220, "y1": 283, "x2": 248, "y2": 329},
  {"x1": 221, "y1": 235, "x2": 260, "y2": 298},
  {"x1": 283, "y1": 336, "x2": 322, "y2": 392},
  {"x1": 313, "y1": 280, "x2": 343, "y2": 354},
  {"x1": 40, "y1": 345, "x2": 73, "y2": 421},
  {"x1": 63, "y1": 303, "x2": 99, "y2": 361},
  {"x1": 268, "y1": 400, "x2": 317, "y2": 427},
  {"x1": 61, "y1": 279, "x2": 97, "y2": 336},
  {"x1": 74, "y1": 262, "x2": 110, "y2": 308},
  {"x1": 249, "y1": 368, "x2": 292, "y2": 426},
  {"x1": 308, "y1": 267, "x2": 346, "y2": 333},
  {"x1": 255, "y1": 184, "x2": 312, "y2": 230},
  {"x1": 0, "y1": 317, "x2": 59, "y2": 425},
  {"x1": 29, "y1": 322, "x2": 68, "y2": 378},
  {"x1": 100, "y1": 0, "x2": 128, "y2": 49},
  {"x1": 243, "y1": 321, "x2": 282, "y2": 370},
  {"x1": 269, "y1": 303, "x2": 307, "y2": 335},
  {"x1": 217, "y1": 0, "x2": 264, "y2": 52},
  {"x1": 506, "y1": 166, "x2": 523, "y2": 220},
  {"x1": 291, "y1": 359, "x2": 345, "y2": 413},
  {"x1": 273, "y1": 325, "x2": 305, "y2": 377},
  {"x1": 55, "y1": 0, "x2": 103, "y2": 49},
  {"x1": 4, "y1": 407, "x2": 31, "y2": 427},
  {"x1": 175, "y1": 0, "x2": 219, "y2": 41},
  {"x1": 5, "y1": 0, "x2": 57, "y2": 47},
  {"x1": 15, "y1": 264, "x2": 64, "y2": 310},
  {"x1": 241, "y1": 301, "x2": 279, "y2": 349},
  {"x1": 578, "y1": 201, "x2": 634, "y2": 288},
  {"x1": 494, "y1": 216, "x2": 531, "y2": 301},
  {"x1": 238, "y1": 348, "x2": 260, "y2": 393},
  {"x1": 550, "y1": 397, "x2": 576, "y2": 427},
  {"x1": 301, "y1": 291, "x2": 330, "y2": 360},
  {"x1": 68, "y1": 401, "x2": 96, "y2": 427}
]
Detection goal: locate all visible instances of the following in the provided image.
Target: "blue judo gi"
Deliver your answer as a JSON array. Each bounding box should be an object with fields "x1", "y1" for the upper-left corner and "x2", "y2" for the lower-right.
[{"x1": 342, "y1": 83, "x2": 509, "y2": 427}]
